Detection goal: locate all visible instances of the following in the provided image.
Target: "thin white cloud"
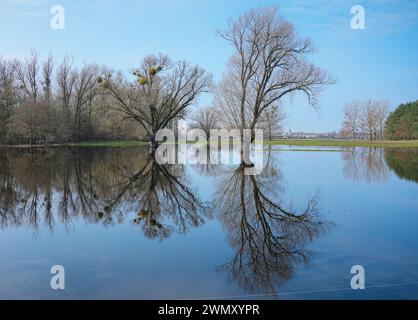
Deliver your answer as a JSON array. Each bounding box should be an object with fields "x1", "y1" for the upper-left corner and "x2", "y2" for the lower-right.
[{"x1": 279, "y1": 0, "x2": 418, "y2": 34}]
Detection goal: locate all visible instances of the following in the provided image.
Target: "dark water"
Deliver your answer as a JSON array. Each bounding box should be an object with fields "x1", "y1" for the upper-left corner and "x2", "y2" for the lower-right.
[{"x1": 1, "y1": 146, "x2": 418, "y2": 299}]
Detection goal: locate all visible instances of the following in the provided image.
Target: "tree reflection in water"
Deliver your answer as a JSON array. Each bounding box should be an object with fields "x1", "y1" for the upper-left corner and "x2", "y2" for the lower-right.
[
  {"x1": 341, "y1": 147, "x2": 388, "y2": 182},
  {"x1": 2, "y1": 146, "x2": 418, "y2": 296},
  {"x1": 341, "y1": 147, "x2": 418, "y2": 184},
  {"x1": 101, "y1": 154, "x2": 207, "y2": 239},
  {"x1": 0, "y1": 146, "x2": 333, "y2": 295},
  {"x1": 385, "y1": 148, "x2": 418, "y2": 183},
  {"x1": 0, "y1": 147, "x2": 206, "y2": 239}
]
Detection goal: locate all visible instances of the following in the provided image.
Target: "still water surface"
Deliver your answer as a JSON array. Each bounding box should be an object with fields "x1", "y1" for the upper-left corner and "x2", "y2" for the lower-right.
[{"x1": 0, "y1": 146, "x2": 418, "y2": 299}]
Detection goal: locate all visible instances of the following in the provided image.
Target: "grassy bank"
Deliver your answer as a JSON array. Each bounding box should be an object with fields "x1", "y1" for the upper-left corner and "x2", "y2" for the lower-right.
[
  {"x1": 3, "y1": 139, "x2": 418, "y2": 148},
  {"x1": 267, "y1": 139, "x2": 418, "y2": 148},
  {"x1": 75, "y1": 139, "x2": 418, "y2": 148},
  {"x1": 0, "y1": 140, "x2": 150, "y2": 148}
]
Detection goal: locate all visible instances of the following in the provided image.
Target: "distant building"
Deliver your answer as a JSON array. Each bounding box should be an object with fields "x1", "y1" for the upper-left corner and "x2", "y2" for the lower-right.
[{"x1": 278, "y1": 130, "x2": 339, "y2": 139}]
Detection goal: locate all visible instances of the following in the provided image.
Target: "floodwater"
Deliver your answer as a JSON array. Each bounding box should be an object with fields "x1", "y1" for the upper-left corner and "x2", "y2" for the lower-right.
[{"x1": 0, "y1": 146, "x2": 418, "y2": 299}]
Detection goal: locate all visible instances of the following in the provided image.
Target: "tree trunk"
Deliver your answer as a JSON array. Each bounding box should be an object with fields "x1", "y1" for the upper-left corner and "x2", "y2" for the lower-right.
[{"x1": 149, "y1": 134, "x2": 158, "y2": 154}]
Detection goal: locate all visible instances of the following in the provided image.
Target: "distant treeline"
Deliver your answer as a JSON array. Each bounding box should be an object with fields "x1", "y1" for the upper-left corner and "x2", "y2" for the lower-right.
[
  {"x1": 340, "y1": 99, "x2": 418, "y2": 141},
  {"x1": 340, "y1": 100, "x2": 389, "y2": 141},
  {"x1": 0, "y1": 52, "x2": 146, "y2": 145}
]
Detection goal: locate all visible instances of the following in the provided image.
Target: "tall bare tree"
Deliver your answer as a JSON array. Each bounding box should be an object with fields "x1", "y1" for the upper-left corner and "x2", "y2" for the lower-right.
[
  {"x1": 8, "y1": 102, "x2": 47, "y2": 144},
  {"x1": 375, "y1": 101, "x2": 389, "y2": 140},
  {"x1": 360, "y1": 99, "x2": 389, "y2": 141},
  {"x1": 342, "y1": 101, "x2": 361, "y2": 140},
  {"x1": 217, "y1": 7, "x2": 334, "y2": 148},
  {"x1": 42, "y1": 55, "x2": 54, "y2": 104},
  {"x1": 0, "y1": 58, "x2": 16, "y2": 113},
  {"x1": 341, "y1": 100, "x2": 389, "y2": 141},
  {"x1": 14, "y1": 50, "x2": 40, "y2": 103},
  {"x1": 1, "y1": 52, "x2": 158, "y2": 145},
  {"x1": 73, "y1": 64, "x2": 99, "y2": 140},
  {"x1": 42, "y1": 54, "x2": 54, "y2": 142},
  {"x1": 56, "y1": 57, "x2": 76, "y2": 140},
  {"x1": 258, "y1": 105, "x2": 285, "y2": 140},
  {"x1": 0, "y1": 58, "x2": 16, "y2": 142}
]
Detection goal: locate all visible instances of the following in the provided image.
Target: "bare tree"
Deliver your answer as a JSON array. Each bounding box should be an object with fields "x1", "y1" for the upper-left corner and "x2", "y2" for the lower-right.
[
  {"x1": 14, "y1": 50, "x2": 40, "y2": 103},
  {"x1": 376, "y1": 101, "x2": 389, "y2": 141},
  {"x1": 0, "y1": 58, "x2": 16, "y2": 113},
  {"x1": 341, "y1": 99, "x2": 389, "y2": 141},
  {"x1": 8, "y1": 102, "x2": 47, "y2": 144},
  {"x1": 72, "y1": 64, "x2": 99, "y2": 140},
  {"x1": 214, "y1": 73, "x2": 247, "y2": 130},
  {"x1": 258, "y1": 105, "x2": 286, "y2": 140},
  {"x1": 42, "y1": 54, "x2": 54, "y2": 143},
  {"x1": 189, "y1": 106, "x2": 219, "y2": 139},
  {"x1": 342, "y1": 101, "x2": 361, "y2": 140},
  {"x1": 360, "y1": 99, "x2": 389, "y2": 141},
  {"x1": 214, "y1": 160, "x2": 330, "y2": 293},
  {"x1": 0, "y1": 58, "x2": 17, "y2": 142},
  {"x1": 56, "y1": 57, "x2": 76, "y2": 140},
  {"x1": 98, "y1": 54, "x2": 213, "y2": 151},
  {"x1": 42, "y1": 55, "x2": 54, "y2": 103},
  {"x1": 361, "y1": 100, "x2": 377, "y2": 141},
  {"x1": 217, "y1": 6, "x2": 334, "y2": 148},
  {"x1": 10, "y1": 53, "x2": 54, "y2": 144}
]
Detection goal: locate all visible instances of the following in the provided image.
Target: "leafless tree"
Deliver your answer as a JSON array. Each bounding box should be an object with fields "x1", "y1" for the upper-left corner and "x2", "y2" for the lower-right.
[
  {"x1": 214, "y1": 160, "x2": 330, "y2": 294},
  {"x1": 56, "y1": 57, "x2": 76, "y2": 140},
  {"x1": 8, "y1": 102, "x2": 47, "y2": 144},
  {"x1": 14, "y1": 50, "x2": 40, "y2": 103},
  {"x1": 375, "y1": 101, "x2": 389, "y2": 140},
  {"x1": 360, "y1": 99, "x2": 389, "y2": 141},
  {"x1": 361, "y1": 100, "x2": 378, "y2": 141},
  {"x1": 341, "y1": 99, "x2": 389, "y2": 141},
  {"x1": 72, "y1": 64, "x2": 99, "y2": 140},
  {"x1": 42, "y1": 55, "x2": 54, "y2": 103},
  {"x1": 342, "y1": 101, "x2": 361, "y2": 140},
  {"x1": 217, "y1": 6, "x2": 334, "y2": 148},
  {"x1": 99, "y1": 54, "x2": 213, "y2": 151},
  {"x1": 0, "y1": 57, "x2": 16, "y2": 114},
  {"x1": 257, "y1": 105, "x2": 286, "y2": 140},
  {"x1": 42, "y1": 54, "x2": 54, "y2": 142},
  {"x1": 0, "y1": 58, "x2": 17, "y2": 141}
]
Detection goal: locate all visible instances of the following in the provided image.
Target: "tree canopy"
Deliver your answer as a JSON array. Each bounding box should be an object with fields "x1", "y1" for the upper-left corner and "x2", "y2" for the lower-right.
[{"x1": 385, "y1": 100, "x2": 418, "y2": 140}]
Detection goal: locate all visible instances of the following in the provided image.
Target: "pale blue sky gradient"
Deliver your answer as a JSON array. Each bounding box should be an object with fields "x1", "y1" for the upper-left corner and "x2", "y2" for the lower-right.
[{"x1": 1, "y1": 0, "x2": 418, "y2": 132}]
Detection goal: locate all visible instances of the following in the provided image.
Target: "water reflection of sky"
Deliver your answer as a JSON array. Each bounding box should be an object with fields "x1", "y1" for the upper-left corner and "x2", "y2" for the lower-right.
[{"x1": 0, "y1": 146, "x2": 418, "y2": 299}]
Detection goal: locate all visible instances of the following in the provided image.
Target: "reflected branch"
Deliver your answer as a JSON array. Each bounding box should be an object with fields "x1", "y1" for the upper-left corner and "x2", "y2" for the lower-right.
[{"x1": 214, "y1": 160, "x2": 331, "y2": 295}]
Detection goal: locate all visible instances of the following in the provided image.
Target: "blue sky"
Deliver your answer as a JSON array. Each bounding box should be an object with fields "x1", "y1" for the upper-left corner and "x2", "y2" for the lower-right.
[{"x1": 1, "y1": 0, "x2": 418, "y2": 132}]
